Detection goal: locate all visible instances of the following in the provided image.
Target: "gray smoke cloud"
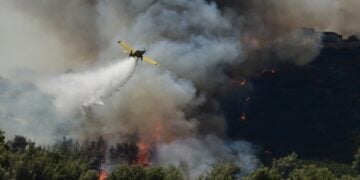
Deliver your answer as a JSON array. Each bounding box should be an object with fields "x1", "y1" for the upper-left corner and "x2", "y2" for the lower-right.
[
  {"x1": 154, "y1": 136, "x2": 258, "y2": 179},
  {"x1": 0, "y1": 1, "x2": 88, "y2": 78},
  {"x1": 222, "y1": 0, "x2": 360, "y2": 37},
  {"x1": 219, "y1": 0, "x2": 360, "y2": 73},
  {"x1": 0, "y1": 79, "x2": 76, "y2": 144},
  {"x1": 0, "y1": 0, "x2": 258, "y2": 177}
]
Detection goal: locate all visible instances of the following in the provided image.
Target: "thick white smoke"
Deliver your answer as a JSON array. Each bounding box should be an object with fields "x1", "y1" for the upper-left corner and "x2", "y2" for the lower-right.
[{"x1": 154, "y1": 136, "x2": 258, "y2": 179}]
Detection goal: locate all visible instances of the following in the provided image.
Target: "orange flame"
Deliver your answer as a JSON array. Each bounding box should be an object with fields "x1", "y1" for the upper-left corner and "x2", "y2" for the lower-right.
[
  {"x1": 98, "y1": 170, "x2": 108, "y2": 180},
  {"x1": 136, "y1": 121, "x2": 166, "y2": 166},
  {"x1": 137, "y1": 140, "x2": 151, "y2": 166}
]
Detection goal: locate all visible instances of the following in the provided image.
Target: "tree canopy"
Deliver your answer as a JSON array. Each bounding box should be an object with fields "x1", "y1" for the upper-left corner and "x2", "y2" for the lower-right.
[{"x1": 0, "y1": 130, "x2": 359, "y2": 179}]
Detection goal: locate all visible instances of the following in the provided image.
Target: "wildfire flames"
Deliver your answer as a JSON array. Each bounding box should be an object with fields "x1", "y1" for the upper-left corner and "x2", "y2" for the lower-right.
[
  {"x1": 98, "y1": 170, "x2": 108, "y2": 180},
  {"x1": 137, "y1": 140, "x2": 151, "y2": 166},
  {"x1": 136, "y1": 121, "x2": 164, "y2": 166}
]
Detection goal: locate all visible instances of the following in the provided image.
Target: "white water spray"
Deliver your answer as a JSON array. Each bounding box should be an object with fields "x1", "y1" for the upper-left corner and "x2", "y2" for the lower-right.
[{"x1": 38, "y1": 58, "x2": 137, "y2": 114}]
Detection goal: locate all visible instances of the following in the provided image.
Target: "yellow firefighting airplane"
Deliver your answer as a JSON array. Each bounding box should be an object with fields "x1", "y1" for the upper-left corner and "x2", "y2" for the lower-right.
[{"x1": 118, "y1": 41, "x2": 159, "y2": 65}]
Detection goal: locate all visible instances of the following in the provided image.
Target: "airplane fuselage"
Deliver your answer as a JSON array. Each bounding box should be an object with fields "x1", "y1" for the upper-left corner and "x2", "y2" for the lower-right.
[
  {"x1": 119, "y1": 41, "x2": 158, "y2": 65},
  {"x1": 129, "y1": 50, "x2": 146, "y2": 60}
]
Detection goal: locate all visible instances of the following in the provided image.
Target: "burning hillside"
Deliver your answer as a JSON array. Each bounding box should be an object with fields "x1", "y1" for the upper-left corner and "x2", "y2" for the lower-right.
[{"x1": 0, "y1": 0, "x2": 359, "y2": 179}]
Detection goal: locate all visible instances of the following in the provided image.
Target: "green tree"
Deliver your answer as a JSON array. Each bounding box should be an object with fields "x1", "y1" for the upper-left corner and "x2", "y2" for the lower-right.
[
  {"x1": 0, "y1": 130, "x2": 5, "y2": 153},
  {"x1": 79, "y1": 170, "x2": 98, "y2": 180},
  {"x1": 146, "y1": 167, "x2": 166, "y2": 180},
  {"x1": 339, "y1": 175, "x2": 359, "y2": 180},
  {"x1": 0, "y1": 166, "x2": 9, "y2": 180},
  {"x1": 109, "y1": 142, "x2": 138, "y2": 165},
  {"x1": 10, "y1": 136, "x2": 28, "y2": 152},
  {"x1": 109, "y1": 165, "x2": 184, "y2": 180},
  {"x1": 0, "y1": 130, "x2": 5, "y2": 146},
  {"x1": 108, "y1": 165, "x2": 146, "y2": 180},
  {"x1": 297, "y1": 159, "x2": 357, "y2": 177},
  {"x1": 47, "y1": 159, "x2": 89, "y2": 180},
  {"x1": 163, "y1": 166, "x2": 183, "y2": 180},
  {"x1": 200, "y1": 164, "x2": 241, "y2": 180},
  {"x1": 244, "y1": 167, "x2": 282, "y2": 180},
  {"x1": 289, "y1": 165, "x2": 336, "y2": 180},
  {"x1": 272, "y1": 152, "x2": 298, "y2": 177},
  {"x1": 352, "y1": 147, "x2": 360, "y2": 173},
  {"x1": 13, "y1": 160, "x2": 32, "y2": 180}
]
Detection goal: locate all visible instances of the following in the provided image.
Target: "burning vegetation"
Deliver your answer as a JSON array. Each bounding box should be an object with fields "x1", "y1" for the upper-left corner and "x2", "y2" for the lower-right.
[
  {"x1": 98, "y1": 170, "x2": 108, "y2": 180},
  {"x1": 0, "y1": 0, "x2": 360, "y2": 179},
  {"x1": 136, "y1": 140, "x2": 151, "y2": 166}
]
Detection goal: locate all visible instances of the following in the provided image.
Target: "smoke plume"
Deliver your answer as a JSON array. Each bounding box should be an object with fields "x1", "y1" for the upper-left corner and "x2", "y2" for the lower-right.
[
  {"x1": 0, "y1": 0, "x2": 257, "y2": 177},
  {"x1": 0, "y1": 79, "x2": 71, "y2": 144},
  {"x1": 154, "y1": 136, "x2": 258, "y2": 178},
  {"x1": 3, "y1": 0, "x2": 359, "y2": 178},
  {"x1": 219, "y1": 0, "x2": 360, "y2": 37},
  {"x1": 218, "y1": 0, "x2": 360, "y2": 74}
]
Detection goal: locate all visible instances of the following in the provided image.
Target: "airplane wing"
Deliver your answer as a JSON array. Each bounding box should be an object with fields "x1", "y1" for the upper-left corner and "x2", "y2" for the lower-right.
[
  {"x1": 143, "y1": 56, "x2": 159, "y2": 65},
  {"x1": 118, "y1": 41, "x2": 135, "y2": 54}
]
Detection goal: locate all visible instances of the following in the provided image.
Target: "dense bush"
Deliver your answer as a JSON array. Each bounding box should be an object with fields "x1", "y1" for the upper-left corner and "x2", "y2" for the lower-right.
[
  {"x1": 353, "y1": 147, "x2": 360, "y2": 173},
  {"x1": 79, "y1": 170, "x2": 98, "y2": 180},
  {"x1": 0, "y1": 130, "x2": 359, "y2": 179},
  {"x1": 244, "y1": 152, "x2": 360, "y2": 180},
  {"x1": 289, "y1": 165, "x2": 336, "y2": 180},
  {"x1": 108, "y1": 165, "x2": 183, "y2": 180},
  {"x1": 199, "y1": 164, "x2": 241, "y2": 180},
  {"x1": 244, "y1": 167, "x2": 282, "y2": 180}
]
